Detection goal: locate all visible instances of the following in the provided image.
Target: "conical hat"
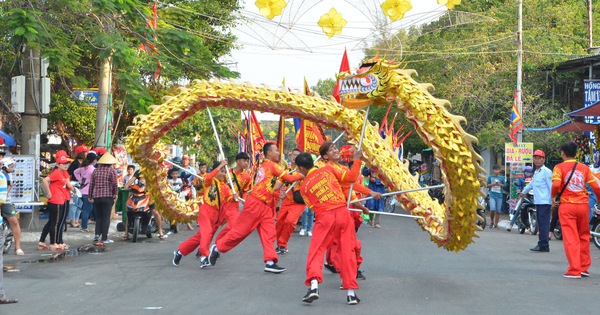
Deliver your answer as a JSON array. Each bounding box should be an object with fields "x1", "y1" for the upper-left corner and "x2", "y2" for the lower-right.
[{"x1": 97, "y1": 152, "x2": 118, "y2": 165}]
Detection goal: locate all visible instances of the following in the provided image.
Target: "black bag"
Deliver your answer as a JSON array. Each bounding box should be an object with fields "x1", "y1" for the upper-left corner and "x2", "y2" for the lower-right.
[{"x1": 292, "y1": 190, "x2": 305, "y2": 204}]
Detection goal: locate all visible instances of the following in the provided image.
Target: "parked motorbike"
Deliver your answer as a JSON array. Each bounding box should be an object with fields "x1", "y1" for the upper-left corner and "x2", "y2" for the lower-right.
[
  {"x1": 590, "y1": 204, "x2": 600, "y2": 249},
  {"x1": 476, "y1": 195, "x2": 487, "y2": 230},
  {"x1": 117, "y1": 184, "x2": 157, "y2": 242},
  {"x1": 514, "y1": 193, "x2": 538, "y2": 235}
]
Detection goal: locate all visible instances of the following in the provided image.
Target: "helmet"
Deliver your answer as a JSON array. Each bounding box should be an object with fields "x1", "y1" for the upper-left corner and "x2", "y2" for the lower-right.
[
  {"x1": 524, "y1": 166, "x2": 533, "y2": 173},
  {"x1": 533, "y1": 149, "x2": 546, "y2": 158},
  {"x1": 0, "y1": 157, "x2": 15, "y2": 168}
]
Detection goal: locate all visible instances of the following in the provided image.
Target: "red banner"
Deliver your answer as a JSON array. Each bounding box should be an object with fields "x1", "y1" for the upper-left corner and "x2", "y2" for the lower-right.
[{"x1": 296, "y1": 120, "x2": 325, "y2": 155}]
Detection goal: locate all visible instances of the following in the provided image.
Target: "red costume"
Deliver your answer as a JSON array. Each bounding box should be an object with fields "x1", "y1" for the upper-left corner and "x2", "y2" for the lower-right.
[
  {"x1": 552, "y1": 160, "x2": 600, "y2": 276},
  {"x1": 275, "y1": 170, "x2": 306, "y2": 250},
  {"x1": 300, "y1": 158, "x2": 361, "y2": 290},
  {"x1": 177, "y1": 168, "x2": 233, "y2": 257},
  {"x1": 216, "y1": 159, "x2": 302, "y2": 263}
]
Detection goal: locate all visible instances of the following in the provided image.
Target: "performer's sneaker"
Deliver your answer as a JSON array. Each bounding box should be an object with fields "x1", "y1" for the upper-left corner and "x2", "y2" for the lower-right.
[
  {"x1": 264, "y1": 263, "x2": 286, "y2": 273},
  {"x1": 302, "y1": 288, "x2": 319, "y2": 303},
  {"x1": 172, "y1": 250, "x2": 182, "y2": 266},
  {"x1": 563, "y1": 273, "x2": 581, "y2": 279},
  {"x1": 200, "y1": 257, "x2": 210, "y2": 269},
  {"x1": 324, "y1": 263, "x2": 338, "y2": 274},
  {"x1": 356, "y1": 270, "x2": 366, "y2": 280},
  {"x1": 276, "y1": 246, "x2": 288, "y2": 255},
  {"x1": 347, "y1": 295, "x2": 361, "y2": 305},
  {"x1": 582, "y1": 271, "x2": 590, "y2": 277},
  {"x1": 208, "y1": 245, "x2": 220, "y2": 266}
]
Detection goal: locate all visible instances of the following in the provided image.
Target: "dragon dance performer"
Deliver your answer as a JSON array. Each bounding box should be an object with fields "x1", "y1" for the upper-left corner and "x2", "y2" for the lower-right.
[
  {"x1": 318, "y1": 141, "x2": 381, "y2": 279},
  {"x1": 208, "y1": 143, "x2": 304, "y2": 273},
  {"x1": 274, "y1": 148, "x2": 306, "y2": 254},
  {"x1": 296, "y1": 150, "x2": 363, "y2": 305},
  {"x1": 172, "y1": 159, "x2": 236, "y2": 268}
]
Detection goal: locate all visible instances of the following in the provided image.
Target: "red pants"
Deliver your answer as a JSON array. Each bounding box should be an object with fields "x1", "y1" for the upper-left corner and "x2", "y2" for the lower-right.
[
  {"x1": 216, "y1": 195, "x2": 279, "y2": 263},
  {"x1": 558, "y1": 203, "x2": 591, "y2": 275},
  {"x1": 326, "y1": 210, "x2": 364, "y2": 270},
  {"x1": 178, "y1": 204, "x2": 221, "y2": 257},
  {"x1": 305, "y1": 206, "x2": 358, "y2": 290},
  {"x1": 276, "y1": 199, "x2": 306, "y2": 249},
  {"x1": 215, "y1": 201, "x2": 240, "y2": 244}
]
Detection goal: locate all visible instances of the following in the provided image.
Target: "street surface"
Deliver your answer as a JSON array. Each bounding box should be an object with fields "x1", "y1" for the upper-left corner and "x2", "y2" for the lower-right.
[{"x1": 3, "y1": 214, "x2": 599, "y2": 314}]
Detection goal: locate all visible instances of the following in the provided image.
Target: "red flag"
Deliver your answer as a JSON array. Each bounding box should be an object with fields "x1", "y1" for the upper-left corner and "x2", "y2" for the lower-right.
[
  {"x1": 296, "y1": 80, "x2": 325, "y2": 154},
  {"x1": 332, "y1": 48, "x2": 351, "y2": 103},
  {"x1": 509, "y1": 90, "x2": 523, "y2": 145},
  {"x1": 276, "y1": 115, "x2": 285, "y2": 154},
  {"x1": 139, "y1": 1, "x2": 161, "y2": 80},
  {"x1": 249, "y1": 111, "x2": 266, "y2": 156}
]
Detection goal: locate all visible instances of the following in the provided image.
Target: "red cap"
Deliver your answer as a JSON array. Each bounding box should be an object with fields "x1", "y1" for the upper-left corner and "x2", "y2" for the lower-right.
[
  {"x1": 533, "y1": 149, "x2": 546, "y2": 158},
  {"x1": 94, "y1": 147, "x2": 107, "y2": 155},
  {"x1": 75, "y1": 145, "x2": 89, "y2": 155},
  {"x1": 55, "y1": 150, "x2": 73, "y2": 164}
]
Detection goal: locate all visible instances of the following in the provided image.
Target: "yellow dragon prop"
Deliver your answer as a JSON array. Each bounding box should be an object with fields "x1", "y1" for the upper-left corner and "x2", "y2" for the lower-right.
[{"x1": 125, "y1": 56, "x2": 485, "y2": 252}]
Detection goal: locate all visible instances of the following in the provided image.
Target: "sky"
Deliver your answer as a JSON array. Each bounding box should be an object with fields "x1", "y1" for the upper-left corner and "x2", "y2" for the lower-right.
[{"x1": 227, "y1": 0, "x2": 448, "y2": 120}]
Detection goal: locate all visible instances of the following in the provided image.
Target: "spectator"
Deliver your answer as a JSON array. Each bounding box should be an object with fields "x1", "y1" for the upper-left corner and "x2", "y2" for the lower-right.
[
  {"x1": 520, "y1": 150, "x2": 553, "y2": 252},
  {"x1": 74, "y1": 153, "x2": 98, "y2": 232},
  {"x1": 362, "y1": 167, "x2": 385, "y2": 228},
  {"x1": 0, "y1": 158, "x2": 24, "y2": 255},
  {"x1": 486, "y1": 165, "x2": 505, "y2": 228},
  {"x1": 0, "y1": 162, "x2": 17, "y2": 304},
  {"x1": 68, "y1": 145, "x2": 88, "y2": 181},
  {"x1": 299, "y1": 207, "x2": 313, "y2": 236},
  {"x1": 88, "y1": 153, "x2": 118, "y2": 244},
  {"x1": 122, "y1": 165, "x2": 135, "y2": 186}
]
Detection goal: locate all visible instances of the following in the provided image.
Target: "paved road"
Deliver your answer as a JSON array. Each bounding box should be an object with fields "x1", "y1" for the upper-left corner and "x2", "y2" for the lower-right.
[{"x1": 3, "y1": 214, "x2": 599, "y2": 314}]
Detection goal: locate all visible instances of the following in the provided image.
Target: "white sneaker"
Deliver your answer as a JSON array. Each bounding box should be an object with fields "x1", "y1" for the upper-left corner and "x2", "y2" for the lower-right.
[
  {"x1": 307, "y1": 231, "x2": 312, "y2": 236},
  {"x1": 299, "y1": 229, "x2": 306, "y2": 236}
]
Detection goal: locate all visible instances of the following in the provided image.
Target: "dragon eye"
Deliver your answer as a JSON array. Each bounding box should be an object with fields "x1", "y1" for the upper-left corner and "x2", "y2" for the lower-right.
[{"x1": 360, "y1": 77, "x2": 371, "y2": 86}]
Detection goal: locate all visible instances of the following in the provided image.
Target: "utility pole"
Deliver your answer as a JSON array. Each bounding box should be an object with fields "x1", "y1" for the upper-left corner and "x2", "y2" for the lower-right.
[
  {"x1": 588, "y1": 0, "x2": 593, "y2": 51},
  {"x1": 94, "y1": 57, "x2": 112, "y2": 150},
  {"x1": 22, "y1": 49, "x2": 41, "y2": 157},
  {"x1": 516, "y1": 0, "x2": 523, "y2": 143}
]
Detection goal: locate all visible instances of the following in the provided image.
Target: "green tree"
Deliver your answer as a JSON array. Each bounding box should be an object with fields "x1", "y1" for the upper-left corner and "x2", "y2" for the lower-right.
[
  {"x1": 0, "y1": 0, "x2": 240, "y2": 147},
  {"x1": 364, "y1": 0, "x2": 593, "y2": 156},
  {"x1": 311, "y1": 78, "x2": 336, "y2": 100}
]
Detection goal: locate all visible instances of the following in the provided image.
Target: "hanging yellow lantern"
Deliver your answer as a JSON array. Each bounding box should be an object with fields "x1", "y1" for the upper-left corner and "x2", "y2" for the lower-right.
[
  {"x1": 255, "y1": 0, "x2": 287, "y2": 20},
  {"x1": 381, "y1": 0, "x2": 413, "y2": 22},
  {"x1": 317, "y1": 8, "x2": 347, "y2": 38},
  {"x1": 437, "y1": 0, "x2": 461, "y2": 9}
]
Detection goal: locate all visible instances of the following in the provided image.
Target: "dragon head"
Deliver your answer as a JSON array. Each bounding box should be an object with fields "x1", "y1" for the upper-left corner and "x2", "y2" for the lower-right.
[{"x1": 338, "y1": 54, "x2": 400, "y2": 109}]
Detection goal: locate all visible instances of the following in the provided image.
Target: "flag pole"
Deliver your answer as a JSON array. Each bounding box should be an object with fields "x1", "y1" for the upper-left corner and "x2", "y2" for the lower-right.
[
  {"x1": 350, "y1": 184, "x2": 444, "y2": 204},
  {"x1": 348, "y1": 208, "x2": 424, "y2": 219},
  {"x1": 346, "y1": 105, "x2": 371, "y2": 208},
  {"x1": 205, "y1": 107, "x2": 245, "y2": 203}
]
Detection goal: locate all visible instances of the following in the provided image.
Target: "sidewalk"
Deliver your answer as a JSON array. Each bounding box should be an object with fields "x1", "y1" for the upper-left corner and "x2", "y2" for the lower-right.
[{"x1": 3, "y1": 217, "x2": 124, "y2": 260}]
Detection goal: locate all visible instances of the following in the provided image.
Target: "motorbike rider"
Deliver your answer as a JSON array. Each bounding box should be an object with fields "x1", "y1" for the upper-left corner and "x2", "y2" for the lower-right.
[
  {"x1": 520, "y1": 150, "x2": 553, "y2": 252},
  {"x1": 123, "y1": 171, "x2": 166, "y2": 240},
  {"x1": 506, "y1": 166, "x2": 534, "y2": 231}
]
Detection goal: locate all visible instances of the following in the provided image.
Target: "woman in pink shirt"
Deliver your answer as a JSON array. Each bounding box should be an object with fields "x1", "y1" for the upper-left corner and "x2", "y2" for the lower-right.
[{"x1": 74, "y1": 153, "x2": 98, "y2": 232}]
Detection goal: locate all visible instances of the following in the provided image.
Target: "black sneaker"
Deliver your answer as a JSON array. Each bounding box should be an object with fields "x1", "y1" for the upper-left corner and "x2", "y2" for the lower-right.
[
  {"x1": 200, "y1": 257, "x2": 210, "y2": 269},
  {"x1": 208, "y1": 245, "x2": 220, "y2": 266},
  {"x1": 264, "y1": 263, "x2": 286, "y2": 273},
  {"x1": 356, "y1": 270, "x2": 366, "y2": 280},
  {"x1": 276, "y1": 246, "x2": 288, "y2": 255},
  {"x1": 324, "y1": 263, "x2": 338, "y2": 274},
  {"x1": 195, "y1": 251, "x2": 201, "y2": 259},
  {"x1": 172, "y1": 250, "x2": 182, "y2": 266},
  {"x1": 347, "y1": 295, "x2": 360, "y2": 305},
  {"x1": 302, "y1": 288, "x2": 319, "y2": 303}
]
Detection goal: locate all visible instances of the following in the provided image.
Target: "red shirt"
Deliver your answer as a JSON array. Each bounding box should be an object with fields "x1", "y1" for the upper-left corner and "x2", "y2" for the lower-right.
[
  {"x1": 300, "y1": 160, "x2": 361, "y2": 214},
  {"x1": 202, "y1": 168, "x2": 233, "y2": 210},
  {"x1": 231, "y1": 168, "x2": 252, "y2": 199},
  {"x1": 324, "y1": 161, "x2": 370, "y2": 198},
  {"x1": 47, "y1": 169, "x2": 70, "y2": 204},
  {"x1": 552, "y1": 160, "x2": 596, "y2": 204},
  {"x1": 250, "y1": 159, "x2": 302, "y2": 204}
]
